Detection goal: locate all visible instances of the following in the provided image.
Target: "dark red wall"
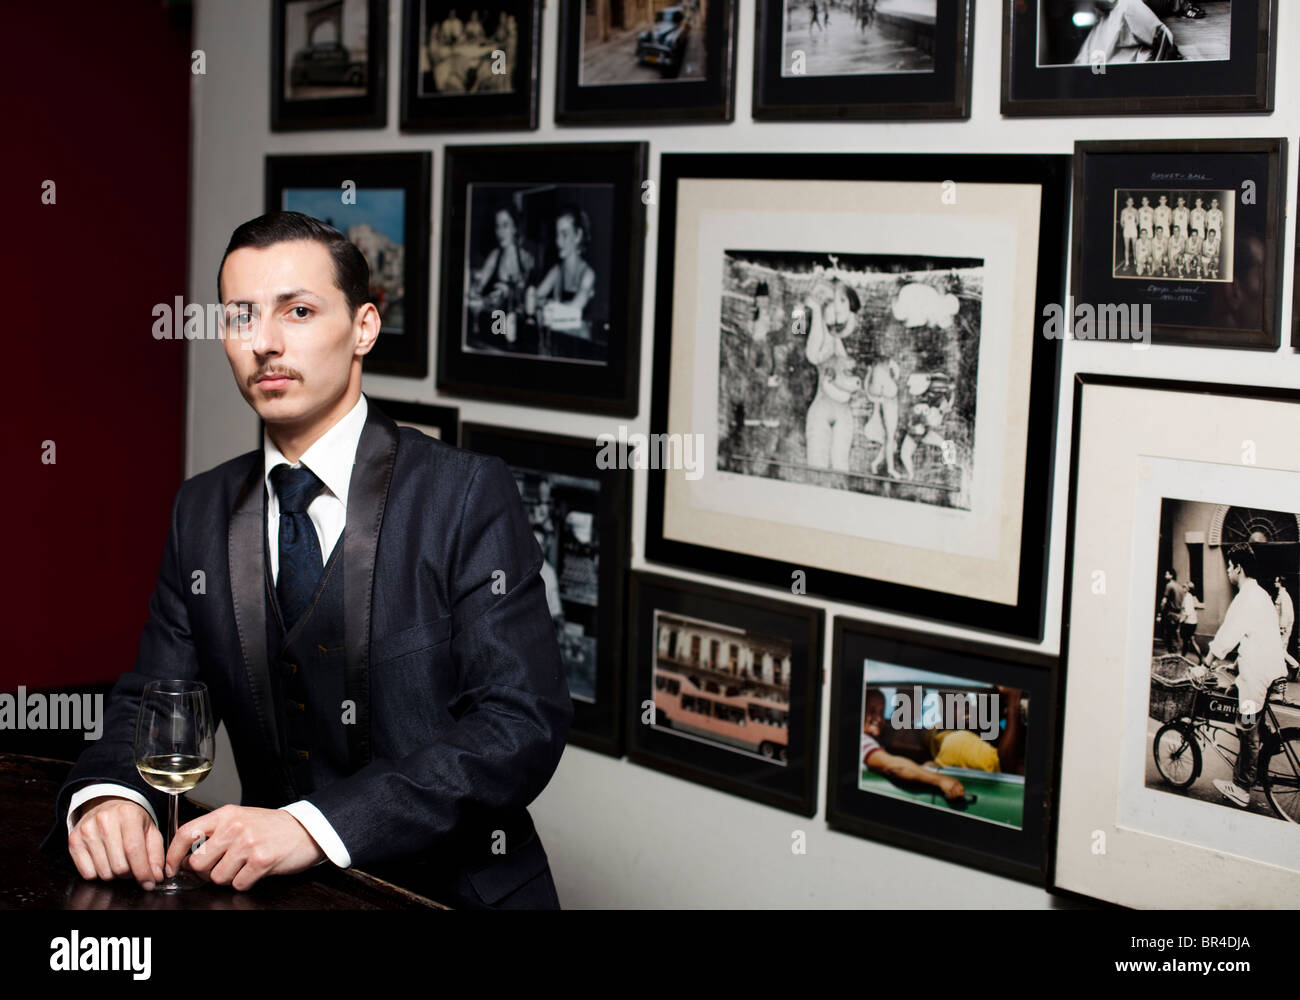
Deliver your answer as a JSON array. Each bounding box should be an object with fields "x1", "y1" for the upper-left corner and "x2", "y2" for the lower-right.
[{"x1": 3, "y1": 2, "x2": 191, "y2": 691}]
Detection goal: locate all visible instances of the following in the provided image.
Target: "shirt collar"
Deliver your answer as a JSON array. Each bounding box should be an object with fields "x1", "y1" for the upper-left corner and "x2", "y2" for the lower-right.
[{"x1": 263, "y1": 393, "x2": 369, "y2": 509}]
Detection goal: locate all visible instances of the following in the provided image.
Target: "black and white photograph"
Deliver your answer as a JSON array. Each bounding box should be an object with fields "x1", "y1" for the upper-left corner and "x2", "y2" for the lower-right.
[
  {"x1": 460, "y1": 424, "x2": 631, "y2": 754},
  {"x1": 648, "y1": 153, "x2": 1067, "y2": 638},
  {"x1": 265, "y1": 152, "x2": 431, "y2": 376},
  {"x1": 579, "y1": 0, "x2": 707, "y2": 84},
  {"x1": 627, "y1": 572, "x2": 823, "y2": 814},
  {"x1": 780, "y1": 0, "x2": 936, "y2": 76},
  {"x1": 1110, "y1": 188, "x2": 1234, "y2": 282},
  {"x1": 283, "y1": 0, "x2": 372, "y2": 97},
  {"x1": 438, "y1": 143, "x2": 646, "y2": 413},
  {"x1": 650, "y1": 611, "x2": 793, "y2": 764},
  {"x1": 271, "y1": 0, "x2": 387, "y2": 129},
  {"x1": 400, "y1": 0, "x2": 540, "y2": 129},
  {"x1": 1036, "y1": 0, "x2": 1230, "y2": 67},
  {"x1": 462, "y1": 183, "x2": 614, "y2": 365},
  {"x1": 753, "y1": 1, "x2": 970, "y2": 120},
  {"x1": 415, "y1": 0, "x2": 520, "y2": 95},
  {"x1": 1072, "y1": 139, "x2": 1287, "y2": 349},
  {"x1": 716, "y1": 250, "x2": 981, "y2": 510},
  {"x1": 1002, "y1": 0, "x2": 1276, "y2": 115},
  {"x1": 513, "y1": 465, "x2": 602, "y2": 704},
  {"x1": 1056, "y1": 375, "x2": 1300, "y2": 907},
  {"x1": 1145, "y1": 499, "x2": 1300, "y2": 823}
]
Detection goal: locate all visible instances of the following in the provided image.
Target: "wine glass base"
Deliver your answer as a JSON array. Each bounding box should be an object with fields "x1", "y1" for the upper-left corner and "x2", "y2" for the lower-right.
[{"x1": 152, "y1": 872, "x2": 199, "y2": 892}]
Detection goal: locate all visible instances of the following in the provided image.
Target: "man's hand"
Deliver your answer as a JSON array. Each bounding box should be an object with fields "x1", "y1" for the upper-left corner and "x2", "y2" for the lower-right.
[
  {"x1": 68, "y1": 797, "x2": 165, "y2": 890},
  {"x1": 167, "y1": 805, "x2": 325, "y2": 891},
  {"x1": 937, "y1": 775, "x2": 967, "y2": 801}
]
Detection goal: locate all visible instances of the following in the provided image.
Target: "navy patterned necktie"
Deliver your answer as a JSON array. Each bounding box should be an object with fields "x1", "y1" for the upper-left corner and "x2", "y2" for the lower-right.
[{"x1": 270, "y1": 464, "x2": 326, "y2": 628}]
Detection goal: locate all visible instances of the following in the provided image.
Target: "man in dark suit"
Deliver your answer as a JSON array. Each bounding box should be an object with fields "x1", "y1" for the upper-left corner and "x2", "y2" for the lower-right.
[{"x1": 43, "y1": 211, "x2": 573, "y2": 909}]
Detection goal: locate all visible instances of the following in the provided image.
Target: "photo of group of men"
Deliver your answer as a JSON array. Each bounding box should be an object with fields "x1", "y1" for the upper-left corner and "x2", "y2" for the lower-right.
[{"x1": 1111, "y1": 188, "x2": 1234, "y2": 282}]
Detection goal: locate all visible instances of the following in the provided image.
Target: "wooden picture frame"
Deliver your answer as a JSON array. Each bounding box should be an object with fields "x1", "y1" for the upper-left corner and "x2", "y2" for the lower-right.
[{"x1": 370, "y1": 398, "x2": 460, "y2": 445}]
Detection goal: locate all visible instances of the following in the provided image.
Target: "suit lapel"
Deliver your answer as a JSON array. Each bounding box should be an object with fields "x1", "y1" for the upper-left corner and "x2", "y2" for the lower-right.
[
  {"x1": 228, "y1": 456, "x2": 281, "y2": 769},
  {"x1": 343, "y1": 404, "x2": 399, "y2": 772}
]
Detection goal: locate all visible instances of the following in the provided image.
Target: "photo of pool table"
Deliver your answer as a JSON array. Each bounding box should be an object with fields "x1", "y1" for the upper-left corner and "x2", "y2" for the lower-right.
[{"x1": 859, "y1": 765, "x2": 1026, "y2": 828}]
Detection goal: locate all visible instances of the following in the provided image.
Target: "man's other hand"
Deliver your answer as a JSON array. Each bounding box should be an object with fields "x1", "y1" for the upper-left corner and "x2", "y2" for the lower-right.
[
  {"x1": 167, "y1": 805, "x2": 325, "y2": 891},
  {"x1": 68, "y1": 797, "x2": 165, "y2": 890},
  {"x1": 937, "y1": 775, "x2": 967, "y2": 801}
]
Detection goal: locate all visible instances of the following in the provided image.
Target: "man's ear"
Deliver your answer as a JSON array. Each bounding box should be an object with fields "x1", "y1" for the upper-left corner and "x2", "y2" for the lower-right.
[{"x1": 353, "y1": 302, "x2": 381, "y2": 357}]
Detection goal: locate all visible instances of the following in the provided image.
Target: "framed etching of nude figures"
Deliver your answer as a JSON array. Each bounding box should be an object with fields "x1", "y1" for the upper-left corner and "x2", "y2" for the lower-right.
[
  {"x1": 437, "y1": 143, "x2": 648, "y2": 415},
  {"x1": 644, "y1": 153, "x2": 1070, "y2": 639}
]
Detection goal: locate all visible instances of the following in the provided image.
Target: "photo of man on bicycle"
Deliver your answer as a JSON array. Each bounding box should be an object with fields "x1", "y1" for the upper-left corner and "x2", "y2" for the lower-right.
[{"x1": 1201, "y1": 543, "x2": 1288, "y2": 808}]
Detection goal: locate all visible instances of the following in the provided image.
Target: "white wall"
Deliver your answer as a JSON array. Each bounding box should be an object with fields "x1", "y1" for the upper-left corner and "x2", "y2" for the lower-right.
[{"x1": 187, "y1": 0, "x2": 1300, "y2": 907}]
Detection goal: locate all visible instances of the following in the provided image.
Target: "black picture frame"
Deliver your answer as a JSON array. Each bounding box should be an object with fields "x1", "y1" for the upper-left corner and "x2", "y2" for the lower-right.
[
  {"x1": 370, "y1": 398, "x2": 460, "y2": 445},
  {"x1": 265, "y1": 152, "x2": 432, "y2": 379},
  {"x1": 461, "y1": 423, "x2": 631, "y2": 756},
  {"x1": 752, "y1": 0, "x2": 973, "y2": 121},
  {"x1": 437, "y1": 143, "x2": 647, "y2": 415},
  {"x1": 1002, "y1": 0, "x2": 1277, "y2": 117},
  {"x1": 626, "y1": 571, "x2": 823, "y2": 815},
  {"x1": 554, "y1": 0, "x2": 738, "y2": 124},
  {"x1": 826, "y1": 617, "x2": 1058, "y2": 885},
  {"x1": 399, "y1": 0, "x2": 541, "y2": 131},
  {"x1": 645, "y1": 152, "x2": 1070, "y2": 640},
  {"x1": 1071, "y1": 138, "x2": 1288, "y2": 350},
  {"x1": 271, "y1": 0, "x2": 389, "y2": 131}
]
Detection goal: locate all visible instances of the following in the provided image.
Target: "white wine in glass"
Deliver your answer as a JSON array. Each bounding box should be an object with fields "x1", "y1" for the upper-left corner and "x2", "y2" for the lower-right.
[{"x1": 134, "y1": 680, "x2": 215, "y2": 891}]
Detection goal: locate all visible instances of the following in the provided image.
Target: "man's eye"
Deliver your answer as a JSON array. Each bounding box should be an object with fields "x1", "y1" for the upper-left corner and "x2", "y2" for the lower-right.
[{"x1": 290, "y1": 306, "x2": 312, "y2": 319}]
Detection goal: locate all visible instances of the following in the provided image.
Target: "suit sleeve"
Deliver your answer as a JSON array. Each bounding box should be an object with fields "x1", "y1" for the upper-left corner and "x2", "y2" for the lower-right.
[
  {"x1": 41, "y1": 485, "x2": 209, "y2": 854},
  {"x1": 305, "y1": 455, "x2": 573, "y2": 868}
]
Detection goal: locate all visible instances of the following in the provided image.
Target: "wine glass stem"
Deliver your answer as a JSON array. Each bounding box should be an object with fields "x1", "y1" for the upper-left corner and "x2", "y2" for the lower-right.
[{"x1": 167, "y1": 793, "x2": 179, "y2": 868}]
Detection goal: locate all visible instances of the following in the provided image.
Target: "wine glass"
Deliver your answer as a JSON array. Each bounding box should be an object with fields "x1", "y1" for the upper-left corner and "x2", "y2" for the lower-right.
[{"x1": 134, "y1": 679, "x2": 215, "y2": 891}]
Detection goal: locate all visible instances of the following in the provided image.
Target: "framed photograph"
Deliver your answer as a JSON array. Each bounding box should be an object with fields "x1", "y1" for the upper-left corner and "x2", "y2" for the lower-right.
[
  {"x1": 1054, "y1": 373, "x2": 1300, "y2": 908},
  {"x1": 554, "y1": 0, "x2": 738, "y2": 124},
  {"x1": 626, "y1": 571, "x2": 823, "y2": 814},
  {"x1": 271, "y1": 0, "x2": 388, "y2": 130},
  {"x1": 1002, "y1": 0, "x2": 1277, "y2": 116},
  {"x1": 437, "y1": 143, "x2": 647, "y2": 415},
  {"x1": 399, "y1": 0, "x2": 540, "y2": 131},
  {"x1": 826, "y1": 617, "x2": 1057, "y2": 884},
  {"x1": 645, "y1": 153, "x2": 1070, "y2": 639},
  {"x1": 752, "y1": 0, "x2": 974, "y2": 121},
  {"x1": 266, "y1": 153, "x2": 432, "y2": 379},
  {"x1": 460, "y1": 423, "x2": 632, "y2": 755},
  {"x1": 371, "y1": 398, "x2": 460, "y2": 444},
  {"x1": 1071, "y1": 139, "x2": 1288, "y2": 349}
]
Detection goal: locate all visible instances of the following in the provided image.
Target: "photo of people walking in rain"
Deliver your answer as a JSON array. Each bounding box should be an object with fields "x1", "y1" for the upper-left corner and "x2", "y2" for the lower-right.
[
  {"x1": 715, "y1": 250, "x2": 981, "y2": 511},
  {"x1": 781, "y1": 0, "x2": 937, "y2": 76}
]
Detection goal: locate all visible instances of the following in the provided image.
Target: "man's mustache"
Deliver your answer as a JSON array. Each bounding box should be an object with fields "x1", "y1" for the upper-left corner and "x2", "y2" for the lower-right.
[{"x1": 249, "y1": 366, "x2": 303, "y2": 386}]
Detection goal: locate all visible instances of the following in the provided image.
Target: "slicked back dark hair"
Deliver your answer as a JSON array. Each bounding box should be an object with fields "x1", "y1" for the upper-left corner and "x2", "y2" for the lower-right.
[
  {"x1": 1226, "y1": 543, "x2": 1259, "y2": 581},
  {"x1": 218, "y1": 211, "x2": 369, "y2": 316}
]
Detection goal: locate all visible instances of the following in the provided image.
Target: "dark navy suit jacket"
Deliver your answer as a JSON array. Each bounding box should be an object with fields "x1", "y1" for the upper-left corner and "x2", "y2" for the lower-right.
[{"x1": 43, "y1": 401, "x2": 573, "y2": 906}]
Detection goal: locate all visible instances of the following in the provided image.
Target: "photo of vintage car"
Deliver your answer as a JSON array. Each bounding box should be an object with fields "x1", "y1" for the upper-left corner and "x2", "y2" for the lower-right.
[{"x1": 635, "y1": 5, "x2": 692, "y2": 76}]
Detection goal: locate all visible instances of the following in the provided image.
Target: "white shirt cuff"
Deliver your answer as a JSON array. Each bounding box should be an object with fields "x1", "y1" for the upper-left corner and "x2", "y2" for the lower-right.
[
  {"x1": 280, "y1": 800, "x2": 352, "y2": 868},
  {"x1": 67, "y1": 783, "x2": 160, "y2": 833}
]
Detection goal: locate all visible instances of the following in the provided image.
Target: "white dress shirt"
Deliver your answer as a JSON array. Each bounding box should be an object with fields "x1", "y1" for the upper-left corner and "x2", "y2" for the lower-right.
[
  {"x1": 68, "y1": 395, "x2": 369, "y2": 871},
  {"x1": 1209, "y1": 576, "x2": 1286, "y2": 714}
]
